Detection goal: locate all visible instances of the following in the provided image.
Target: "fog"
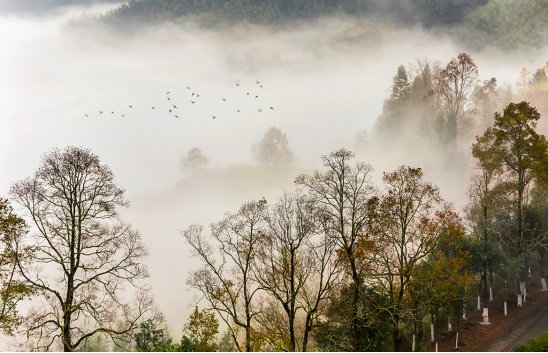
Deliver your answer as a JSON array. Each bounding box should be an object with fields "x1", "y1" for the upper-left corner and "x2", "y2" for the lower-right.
[{"x1": 1, "y1": 3, "x2": 546, "y2": 343}]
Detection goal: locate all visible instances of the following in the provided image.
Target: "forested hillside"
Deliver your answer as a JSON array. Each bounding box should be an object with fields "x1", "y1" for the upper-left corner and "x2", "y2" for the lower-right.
[
  {"x1": 100, "y1": 0, "x2": 547, "y2": 53},
  {"x1": 104, "y1": 0, "x2": 486, "y2": 26}
]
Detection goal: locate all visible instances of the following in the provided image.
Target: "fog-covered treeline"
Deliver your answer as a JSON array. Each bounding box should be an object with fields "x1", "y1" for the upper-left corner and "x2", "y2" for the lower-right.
[{"x1": 99, "y1": 0, "x2": 548, "y2": 54}]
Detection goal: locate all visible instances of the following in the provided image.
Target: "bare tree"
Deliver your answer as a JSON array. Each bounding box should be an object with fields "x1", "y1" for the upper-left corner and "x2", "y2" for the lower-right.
[
  {"x1": 9, "y1": 146, "x2": 153, "y2": 351},
  {"x1": 257, "y1": 192, "x2": 343, "y2": 352},
  {"x1": 295, "y1": 149, "x2": 376, "y2": 351},
  {"x1": 184, "y1": 199, "x2": 267, "y2": 352},
  {"x1": 299, "y1": 223, "x2": 343, "y2": 352}
]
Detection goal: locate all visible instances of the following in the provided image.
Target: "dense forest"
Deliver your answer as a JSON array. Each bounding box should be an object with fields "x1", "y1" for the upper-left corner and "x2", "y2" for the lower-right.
[{"x1": 98, "y1": 0, "x2": 547, "y2": 53}]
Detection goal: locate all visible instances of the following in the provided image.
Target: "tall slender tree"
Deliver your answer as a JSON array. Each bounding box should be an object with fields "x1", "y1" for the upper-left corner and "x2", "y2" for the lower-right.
[
  {"x1": 472, "y1": 102, "x2": 548, "y2": 284},
  {"x1": 10, "y1": 147, "x2": 153, "y2": 351},
  {"x1": 295, "y1": 149, "x2": 376, "y2": 351}
]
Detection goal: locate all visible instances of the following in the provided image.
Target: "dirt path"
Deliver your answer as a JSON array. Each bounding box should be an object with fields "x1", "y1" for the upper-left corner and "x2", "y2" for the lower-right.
[
  {"x1": 484, "y1": 301, "x2": 548, "y2": 351},
  {"x1": 432, "y1": 282, "x2": 548, "y2": 352}
]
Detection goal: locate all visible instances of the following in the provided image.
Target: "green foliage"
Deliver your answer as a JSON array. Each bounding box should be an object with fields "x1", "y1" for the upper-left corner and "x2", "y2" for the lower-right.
[
  {"x1": 135, "y1": 320, "x2": 177, "y2": 352},
  {"x1": 515, "y1": 332, "x2": 548, "y2": 352},
  {"x1": 315, "y1": 284, "x2": 392, "y2": 352},
  {"x1": 182, "y1": 307, "x2": 219, "y2": 351},
  {"x1": 0, "y1": 198, "x2": 33, "y2": 335},
  {"x1": 103, "y1": 0, "x2": 487, "y2": 28},
  {"x1": 464, "y1": 0, "x2": 548, "y2": 53}
]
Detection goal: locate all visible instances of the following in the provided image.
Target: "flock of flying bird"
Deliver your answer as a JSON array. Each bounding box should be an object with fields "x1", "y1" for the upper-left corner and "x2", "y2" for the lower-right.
[{"x1": 82, "y1": 80, "x2": 275, "y2": 120}]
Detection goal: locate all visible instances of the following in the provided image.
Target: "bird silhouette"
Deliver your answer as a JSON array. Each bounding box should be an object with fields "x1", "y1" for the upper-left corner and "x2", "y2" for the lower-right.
[
  {"x1": 256, "y1": 80, "x2": 260, "y2": 84},
  {"x1": 172, "y1": 104, "x2": 178, "y2": 108},
  {"x1": 152, "y1": 106, "x2": 155, "y2": 109},
  {"x1": 121, "y1": 114, "x2": 125, "y2": 117},
  {"x1": 169, "y1": 109, "x2": 172, "y2": 113},
  {"x1": 99, "y1": 111, "x2": 103, "y2": 114},
  {"x1": 129, "y1": 105, "x2": 133, "y2": 108},
  {"x1": 258, "y1": 109, "x2": 262, "y2": 112},
  {"x1": 269, "y1": 106, "x2": 274, "y2": 110},
  {"x1": 222, "y1": 98, "x2": 227, "y2": 101},
  {"x1": 186, "y1": 86, "x2": 191, "y2": 90},
  {"x1": 84, "y1": 114, "x2": 88, "y2": 118},
  {"x1": 236, "y1": 83, "x2": 240, "y2": 86},
  {"x1": 260, "y1": 85, "x2": 263, "y2": 88},
  {"x1": 175, "y1": 115, "x2": 180, "y2": 118},
  {"x1": 246, "y1": 92, "x2": 250, "y2": 95},
  {"x1": 237, "y1": 110, "x2": 240, "y2": 113},
  {"x1": 212, "y1": 115, "x2": 217, "y2": 119},
  {"x1": 167, "y1": 97, "x2": 171, "y2": 100},
  {"x1": 191, "y1": 100, "x2": 196, "y2": 104},
  {"x1": 167, "y1": 91, "x2": 170, "y2": 94},
  {"x1": 196, "y1": 94, "x2": 200, "y2": 98},
  {"x1": 192, "y1": 93, "x2": 195, "y2": 96},
  {"x1": 111, "y1": 111, "x2": 114, "y2": 114},
  {"x1": 255, "y1": 95, "x2": 259, "y2": 98}
]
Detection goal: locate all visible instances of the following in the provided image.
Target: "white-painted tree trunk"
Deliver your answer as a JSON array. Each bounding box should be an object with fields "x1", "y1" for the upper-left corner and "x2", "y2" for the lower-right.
[
  {"x1": 541, "y1": 278, "x2": 547, "y2": 291},
  {"x1": 504, "y1": 301, "x2": 507, "y2": 316},
  {"x1": 481, "y1": 307, "x2": 490, "y2": 325},
  {"x1": 455, "y1": 332, "x2": 459, "y2": 349},
  {"x1": 462, "y1": 307, "x2": 467, "y2": 320},
  {"x1": 436, "y1": 342, "x2": 438, "y2": 352},
  {"x1": 412, "y1": 334, "x2": 416, "y2": 352},
  {"x1": 431, "y1": 323, "x2": 435, "y2": 342},
  {"x1": 477, "y1": 295, "x2": 481, "y2": 311},
  {"x1": 448, "y1": 318, "x2": 452, "y2": 332},
  {"x1": 518, "y1": 294, "x2": 523, "y2": 307},
  {"x1": 489, "y1": 287, "x2": 493, "y2": 302}
]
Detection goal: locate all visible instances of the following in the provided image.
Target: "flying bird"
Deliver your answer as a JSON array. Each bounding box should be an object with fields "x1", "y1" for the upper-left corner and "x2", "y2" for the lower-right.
[
  {"x1": 99, "y1": 111, "x2": 103, "y2": 114},
  {"x1": 167, "y1": 97, "x2": 171, "y2": 100},
  {"x1": 255, "y1": 95, "x2": 259, "y2": 98},
  {"x1": 212, "y1": 115, "x2": 217, "y2": 119},
  {"x1": 196, "y1": 94, "x2": 200, "y2": 98},
  {"x1": 111, "y1": 111, "x2": 114, "y2": 114},
  {"x1": 121, "y1": 114, "x2": 125, "y2": 117},
  {"x1": 256, "y1": 80, "x2": 260, "y2": 84},
  {"x1": 269, "y1": 106, "x2": 274, "y2": 110},
  {"x1": 260, "y1": 85, "x2": 263, "y2": 88},
  {"x1": 222, "y1": 98, "x2": 227, "y2": 101},
  {"x1": 152, "y1": 106, "x2": 155, "y2": 109},
  {"x1": 186, "y1": 86, "x2": 191, "y2": 90},
  {"x1": 172, "y1": 104, "x2": 178, "y2": 108},
  {"x1": 237, "y1": 109, "x2": 240, "y2": 113},
  {"x1": 167, "y1": 91, "x2": 170, "y2": 94},
  {"x1": 258, "y1": 109, "x2": 262, "y2": 112},
  {"x1": 191, "y1": 100, "x2": 196, "y2": 104},
  {"x1": 175, "y1": 115, "x2": 180, "y2": 118},
  {"x1": 129, "y1": 105, "x2": 133, "y2": 108},
  {"x1": 236, "y1": 83, "x2": 240, "y2": 86},
  {"x1": 246, "y1": 92, "x2": 250, "y2": 95},
  {"x1": 192, "y1": 93, "x2": 195, "y2": 96},
  {"x1": 169, "y1": 109, "x2": 172, "y2": 113},
  {"x1": 84, "y1": 114, "x2": 88, "y2": 118}
]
